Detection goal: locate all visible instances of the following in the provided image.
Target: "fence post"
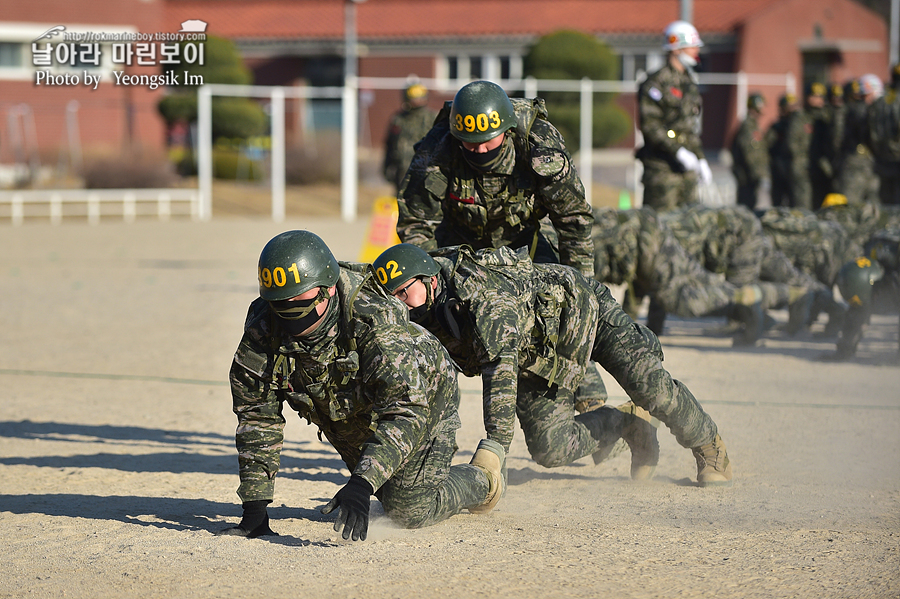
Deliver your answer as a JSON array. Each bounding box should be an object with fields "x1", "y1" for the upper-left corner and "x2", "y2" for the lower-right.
[
  {"x1": 88, "y1": 193, "x2": 100, "y2": 225},
  {"x1": 12, "y1": 193, "x2": 24, "y2": 226},
  {"x1": 50, "y1": 193, "x2": 62, "y2": 225},
  {"x1": 271, "y1": 87, "x2": 286, "y2": 223},
  {"x1": 198, "y1": 86, "x2": 213, "y2": 221},
  {"x1": 579, "y1": 77, "x2": 593, "y2": 206}
]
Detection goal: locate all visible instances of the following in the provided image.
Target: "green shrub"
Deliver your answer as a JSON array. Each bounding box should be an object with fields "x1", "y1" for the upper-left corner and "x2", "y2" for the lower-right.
[{"x1": 524, "y1": 30, "x2": 631, "y2": 148}]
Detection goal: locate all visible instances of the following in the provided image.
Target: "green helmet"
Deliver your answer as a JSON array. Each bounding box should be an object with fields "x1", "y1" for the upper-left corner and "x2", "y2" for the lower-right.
[
  {"x1": 837, "y1": 257, "x2": 884, "y2": 308},
  {"x1": 257, "y1": 230, "x2": 340, "y2": 302},
  {"x1": 449, "y1": 80, "x2": 517, "y2": 144},
  {"x1": 747, "y1": 93, "x2": 765, "y2": 111},
  {"x1": 372, "y1": 243, "x2": 440, "y2": 294}
]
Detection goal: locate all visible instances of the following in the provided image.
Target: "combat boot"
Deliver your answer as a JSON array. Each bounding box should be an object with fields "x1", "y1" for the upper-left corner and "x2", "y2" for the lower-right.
[
  {"x1": 786, "y1": 287, "x2": 814, "y2": 336},
  {"x1": 468, "y1": 439, "x2": 505, "y2": 514},
  {"x1": 618, "y1": 402, "x2": 659, "y2": 480},
  {"x1": 586, "y1": 404, "x2": 659, "y2": 480},
  {"x1": 731, "y1": 285, "x2": 765, "y2": 346},
  {"x1": 692, "y1": 434, "x2": 733, "y2": 487}
]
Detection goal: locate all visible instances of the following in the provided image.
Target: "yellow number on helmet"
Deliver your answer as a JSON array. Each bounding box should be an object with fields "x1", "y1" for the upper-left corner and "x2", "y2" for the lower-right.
[
  {"x1": 489, "y1": 110, "x2": 500, "y2": 129},
  {"x1": 464, "y1": 114, "x2": 476, "y2": 132}
]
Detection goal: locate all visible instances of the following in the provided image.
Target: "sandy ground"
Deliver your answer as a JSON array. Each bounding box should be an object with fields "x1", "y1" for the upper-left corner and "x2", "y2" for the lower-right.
[{"x1": 1, "y1": 213, "x2": 898, "y2": 599}]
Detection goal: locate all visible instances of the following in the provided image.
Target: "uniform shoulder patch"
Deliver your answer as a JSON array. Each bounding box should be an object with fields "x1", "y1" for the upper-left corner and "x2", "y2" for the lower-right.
[
  {"x1": 531, "y1": 147, "x2": 566, "y2": 177},
  {"x1": 648, "y1": 87, "x2": 663, "y2": 102}
]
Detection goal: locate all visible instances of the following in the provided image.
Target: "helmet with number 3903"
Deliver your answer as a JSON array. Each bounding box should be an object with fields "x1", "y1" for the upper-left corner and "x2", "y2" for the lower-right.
[
  {"x1": 372, "y1": 243, "x2": 440, "y2": 294},
  {"x1": 449, "y1": 80, "x2": 517, "y2": 144},
  {"x1": 257, "y1": 230, "x2": 340, "y2": 302}
]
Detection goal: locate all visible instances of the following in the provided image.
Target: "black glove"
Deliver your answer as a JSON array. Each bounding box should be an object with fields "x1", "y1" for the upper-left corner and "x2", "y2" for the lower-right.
[
  {"x1": 215, "y1": 500, "x2": 277, "y2": 538},
  {"x1": 321, "y1": 475, "x2": 373, "y2": 541}
]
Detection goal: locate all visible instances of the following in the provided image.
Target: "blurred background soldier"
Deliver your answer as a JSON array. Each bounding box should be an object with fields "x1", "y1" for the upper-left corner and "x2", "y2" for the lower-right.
[
  {"x1": 828, "y1": 228, "x2": 899, "y2": 360},
  {"x1": 592, "y1": 206, "x2": 771, "y2": 346},
  {"x1": 807, "y1": 82, "x2": 834, "y2": 207},
  {"x1": 636, "y1": 20, "x2": 711, "y2": 213},
  {"x1": 731, "y1": 93, "x2": 769, "y2": 210},
  {"x1": 382, "y1": 83, "x2": 438, "y2": 197},
  {"x1": 767, "y1": 93, "x2": 798, "y2": 207},
  {"x1": 836, "y1": 76, "x2": 879, "y2": 204},
  {"x1": 867, "y1": 66, "x2": 900, "y2": 206},
  {"x1": 781, "y1": 83, "x2": 821, "y2": 210}
]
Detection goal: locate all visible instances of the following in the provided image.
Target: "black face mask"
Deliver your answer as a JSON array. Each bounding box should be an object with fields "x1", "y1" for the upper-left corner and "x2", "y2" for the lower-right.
[
  {"x1": 270, "y1": 287, "x2": 330, "y2": 336},
  {"x1": 462, "y1": 141, "x2": 505, "y2": 172}
]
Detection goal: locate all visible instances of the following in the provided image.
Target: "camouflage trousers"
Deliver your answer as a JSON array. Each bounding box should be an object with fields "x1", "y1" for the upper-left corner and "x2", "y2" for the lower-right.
[
  {"x1": 837, "y1": 154, "x2": 878, "y2": 204},
  {"x1": 877, "y1": 163, "x2": 900, "y2": 206},
  {"x1": 379, "y1": 425, "x2": 489, "y2": 528},
  {"x1": 641, "y1": 158, "x2": 698, "y2": 212},
  {"x1": 515, "y1": 280, "x2": 719, "y2": 462},
  {"x1": 591, "y1": 280, "x2": 717, "y2": 449}
]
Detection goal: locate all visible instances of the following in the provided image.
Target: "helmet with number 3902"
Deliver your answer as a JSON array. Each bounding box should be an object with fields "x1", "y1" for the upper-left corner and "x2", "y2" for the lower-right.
[{"x1": 372, "y1": 243, "x2": 440, "y2": 294}]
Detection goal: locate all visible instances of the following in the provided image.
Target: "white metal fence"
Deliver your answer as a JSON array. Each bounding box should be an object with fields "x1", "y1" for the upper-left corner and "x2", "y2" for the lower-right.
[{"x1": 0, "y1": 189, "x2": 200, "y2": 226}]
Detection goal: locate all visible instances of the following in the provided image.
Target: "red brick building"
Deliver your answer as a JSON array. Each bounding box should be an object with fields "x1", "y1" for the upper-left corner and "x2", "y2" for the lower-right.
[
  {"x1": 0, "y1": 0, "x2": 171, "y2": 168},
  {"x1": 0, "y1": 0, "x2": 891, "y2": 167}
]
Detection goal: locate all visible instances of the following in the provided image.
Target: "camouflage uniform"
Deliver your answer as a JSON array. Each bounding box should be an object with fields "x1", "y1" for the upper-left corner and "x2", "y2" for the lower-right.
[
  {"x1": 662, "y1": 204, "x2": 824, "y2": 305},
  {"x1": 228, "y1": 263, "x2": 489, "y2": 529},
  {"x1": 731, "y1": 112, "x2": 769, "y2": 210},
  {"x1": 836, "y1": 97, "x2": 878, "y2": 204},
  {"x1": 785, "y1": 108, "x2": 814, "y2": 210},
  {"x1": 867, "y1": 87, "x2": 900, "y2": 206},
  {"x1": 760, "y1": 207, "x2": 862, "y2": 287},
  {"x1": 817, "y1": 200, "x2": 884, "y2": 249},
  {"x1": 383, "y1": 104, "x2": 438, "y2": 196},
  {"x1": 662, "y1": 204, "x2": 842, "y2": 333},
  {"x1": 420, "y1": 245, "x2": 718, "y2": 466},
  {"x1": 637, "y1": 62, "x2": 703, "y2": 212},
  {"x1": 593, "y1": 207, "x2": 753, "y2": 320},
  {"x1": 397, "y1": 98, "x2": 594, "y2": 277},
  {"x1": 767, "y1": 111, "x2": 792, "y2": 207},
  {"x1": 835, "y1": 228, "x2": 900, "y2": 357},
  {"x1": 808, "y1": 102, "x2": 834, "y2": 207}
]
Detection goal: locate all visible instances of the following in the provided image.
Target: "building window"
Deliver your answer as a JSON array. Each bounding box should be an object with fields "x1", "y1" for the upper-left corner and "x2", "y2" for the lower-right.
[
  {"x1": 0, "y1": 42, "x2": 23, "y2": 68},
  {"x1": 447, "y1": 56, "x2": 458, "y2": 81},
  {"x1": 500, "y1": 56, "x2": 511, "y2": 80},
  {"x1": 469, "y1": 56, "x2": 482, "y2": 79}
]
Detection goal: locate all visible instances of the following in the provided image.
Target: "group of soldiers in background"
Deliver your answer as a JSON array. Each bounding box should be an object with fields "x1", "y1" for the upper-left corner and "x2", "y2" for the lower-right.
[{"x1": 732, "y1": 65, "x2": 900, "y2": 210}]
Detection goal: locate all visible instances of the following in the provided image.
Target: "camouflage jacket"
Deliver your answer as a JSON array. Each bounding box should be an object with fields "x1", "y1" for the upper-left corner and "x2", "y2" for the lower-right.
[
  {"x1": 786, "y1": 108, "x2": 813, "y2": 172},
  {"x1": 840, "y1": 99, "x2": 874, "y2": 163},
  {"x1": 761, "y1": 207, "x2": 861, "y2": 286},
  {"x1": 396, "y1": 98, "x2": 594, "y2": 276},
  {"x1": 423, "y1": 245, "x2": 600, "y2": 450},
  {"x1": 228, "y1": 263, "x2": 460, "y2": 501},
  {"x1": 817, "y1": 201, "x2": 883, "y2": 249},
  {"x1": 638, "y1": 62, "x2": 704, "y2": 161},
  {"x1": 867, "y1": 89, "x2": 900, "y2": 164},
  {"x1": 382, "y1": 104, "x2": 439, "y2": 191},
  {"x1": 731, "y1": 114, "x2": 769, "y2": 185},
  {"x1": 661, "y1": 204, "x2": 764, "y2": 282}
]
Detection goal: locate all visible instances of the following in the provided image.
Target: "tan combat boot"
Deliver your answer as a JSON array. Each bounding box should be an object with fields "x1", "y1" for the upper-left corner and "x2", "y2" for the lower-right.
[
  {"x1": 618, "y1": 402, "x2": 659, "y2": 481},
  {"x1": 468, "y1": 439, "x2": 506, "y2": 514},
  {"x1": 591, "y1": 401, "x2": 659, "y2": 480},
  {"x1": 692, "y1": 434, "x2": 733, "y2": 487}
]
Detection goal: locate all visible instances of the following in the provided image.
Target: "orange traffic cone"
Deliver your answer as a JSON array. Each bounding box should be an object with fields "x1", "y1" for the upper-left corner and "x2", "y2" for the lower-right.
[{"x1": 358, "y1": 196, "x2": 402, "y2": 262}]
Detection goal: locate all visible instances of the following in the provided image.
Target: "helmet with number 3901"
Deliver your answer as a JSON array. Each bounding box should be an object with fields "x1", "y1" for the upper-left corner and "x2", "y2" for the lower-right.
[
  {"x1": 257, "y1": 230, "x2": 340, "y2": 302},
  {"x1": 449, "y1": 80, "x2": 517, "y2": 144}
]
